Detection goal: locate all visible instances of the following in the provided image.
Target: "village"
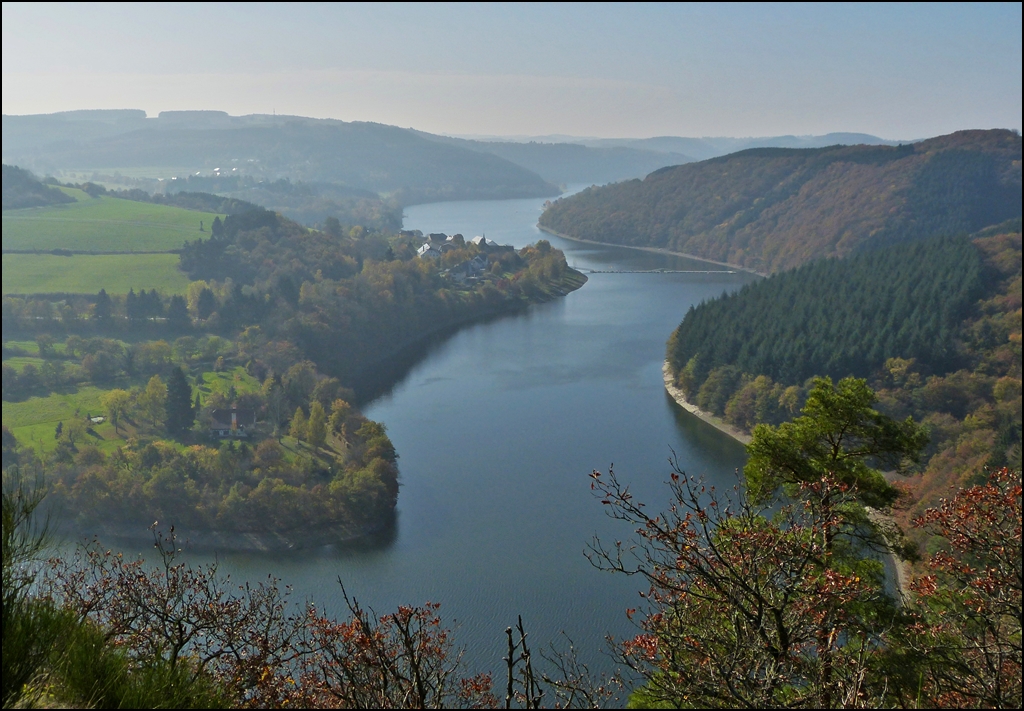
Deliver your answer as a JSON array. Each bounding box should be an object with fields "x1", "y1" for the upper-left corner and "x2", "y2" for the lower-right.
[{"x1": 403, "y1": 230, "x2": 516, "y2": 284}]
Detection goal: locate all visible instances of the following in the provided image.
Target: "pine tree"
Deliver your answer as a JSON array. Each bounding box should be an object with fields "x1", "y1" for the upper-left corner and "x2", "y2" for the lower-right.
[
  {"x1": 164, "y1": 367, "x2": 194, "y2": 436},
  {"x1": 167, "y1": 295, "x2": 190, "y2": 325},
  {"x1": 125, "y1": 289, "x2": 139, "y2": 321},
  {"x1": 94, "y1": 289, "x2": 112, "y2": 321}
]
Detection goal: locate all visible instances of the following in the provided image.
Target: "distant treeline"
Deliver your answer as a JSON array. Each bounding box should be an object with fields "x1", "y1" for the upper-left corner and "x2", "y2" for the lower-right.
[
  {"x1": 109, "y1": 188, "x2": 262, "y2": 215},
  {"x1": 156, "y1": 174, "x2": 403, "y2": 231},
  {"x1": 2, "y1": 164, "x2": 76, "y2": 210}
]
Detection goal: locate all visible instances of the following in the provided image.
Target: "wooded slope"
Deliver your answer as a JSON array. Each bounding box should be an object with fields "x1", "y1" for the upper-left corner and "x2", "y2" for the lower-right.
[
  {"x1": 540, "y1": 129, "x2": 1021, "y2": 272},
  {"x1": 667, "y1": 225, "x2": 1022, "y2": 531},
  {"x1": 3, "y1": 114, "x2": 559, "y2": 205}
]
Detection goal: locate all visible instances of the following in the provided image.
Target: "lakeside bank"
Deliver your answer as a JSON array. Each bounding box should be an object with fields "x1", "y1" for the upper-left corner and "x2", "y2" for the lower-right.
[
  {"x1": 663, "y1": 360, "x2": 912, "y2": 597},
  {"x1": 537, "y1": 224, "x2": 767, "y2": 278},
  {"x1": 662, "y1": 361, "x2": 752, "y2": 445}
]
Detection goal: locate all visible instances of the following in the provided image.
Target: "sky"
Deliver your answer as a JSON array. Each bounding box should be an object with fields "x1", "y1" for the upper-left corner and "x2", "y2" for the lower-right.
[{"x1": 2, "y1": 2, "x2": 1021, "y2": 139}]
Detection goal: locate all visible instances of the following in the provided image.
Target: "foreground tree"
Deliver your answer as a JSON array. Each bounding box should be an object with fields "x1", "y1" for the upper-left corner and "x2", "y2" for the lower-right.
[
  {"x1": 745, "y1": 376, "x2": 928, "y2": 509},
  {"x1": 590, "y1": 463, "x2": 897, "y2": 709},
  {"x1": 892, "y1": 467, "x2": 1022, "y2": 708}
]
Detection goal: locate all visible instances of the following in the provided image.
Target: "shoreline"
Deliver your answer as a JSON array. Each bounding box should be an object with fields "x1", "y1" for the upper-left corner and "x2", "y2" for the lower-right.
[
  {"x1": 56, "y1": 518, "x2": 391, "y2": 553},
  {"x1": 662, "y1": 361, "x2": 752, "y2": 445},
  {"x1": 663, "y1": 360, "x2": 912, "y2": 597},
  {"x1": 537, "y1": 224, "x2": 767, "y2": 278}
]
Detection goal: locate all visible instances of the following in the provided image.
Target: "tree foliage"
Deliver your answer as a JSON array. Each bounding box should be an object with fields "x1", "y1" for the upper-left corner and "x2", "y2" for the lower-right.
[
  {"x1": 745, "y1": 376, "x2": 928, "y2": 508},
  {"x1": 590, "y1": 464, "x2": 897, "y2": 709},
  {"x1": 898, "y1": 467, "x2": 1022, "y2": 708}
]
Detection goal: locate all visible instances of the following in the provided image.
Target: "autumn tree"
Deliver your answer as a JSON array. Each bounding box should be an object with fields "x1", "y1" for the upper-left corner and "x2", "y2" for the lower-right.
[
  {"x1": 290, "y1": 407, "x2": 308, "y2": 442},
  {"x1": 307, "y1": 401, "x2": 328, "y2": 452},
  {"x1": 329, "y1": 398, "x2": 352, "y2": 438},
  {"x1": 589, "y1": 463, "x2": 896, "y2": 709},
  {"x1": 262, "y1": 376, "x2": 287, "y2": 436},
  {"x1": 44, "y1": 527, "x2": 301, "y2": 707},
  {"x1": 892, "y1": 467, "x2": 1023, "y2": 708},
  {"x1": 138, "y1": 374, "x2": 167, "y2": 426},
  {"x1": 99, "y1": 388, "x2": 131, "y2": 433},
  {"x1": 298, "y1": 587, "x2": 497, "y2": 709}
]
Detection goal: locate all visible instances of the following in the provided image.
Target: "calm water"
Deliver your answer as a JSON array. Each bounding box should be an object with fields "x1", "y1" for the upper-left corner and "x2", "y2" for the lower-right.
[{"x1": 111, "y1": 190, "x2": 757, "y2": 678}]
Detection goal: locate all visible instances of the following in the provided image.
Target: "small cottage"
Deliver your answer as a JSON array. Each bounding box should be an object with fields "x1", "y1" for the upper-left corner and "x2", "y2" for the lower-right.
[{"x1": 209, "y1": 406, "x2": 257, "y2": 438}]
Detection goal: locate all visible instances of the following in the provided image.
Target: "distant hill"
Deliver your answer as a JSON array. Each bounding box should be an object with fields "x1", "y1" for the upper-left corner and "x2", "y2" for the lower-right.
[
  {"x1": 414, "y1": 132, "x2": 693, "y2": 184},
  {"x1": 2, "y1": 111, "x2": 559, "y2": 205},
  {"x1": 577, "y1": 132, "x2": 902, "y2": 161},
  {"x1": 540, "y1": 129, "x2": 1022, "y2": 273},
  {"x1": 2, "y1": 164, "x2": 76, "y2": 210}
]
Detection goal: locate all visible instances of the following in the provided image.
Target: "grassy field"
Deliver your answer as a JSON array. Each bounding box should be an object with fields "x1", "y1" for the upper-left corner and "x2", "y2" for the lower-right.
[
  {"x1": 5, "y1": 340, "x2": 42, "y2": 354},
  {"x1": 2, "y1": 190, "x2": 221, "y2": 252},
  {"x1": 2, "y1": 253, "x2": 191, "y2": 295},
  {"x1": 3, "y1": 356, "x2": 47, "y2": 372},
  {"x1": 1, "y1": 366, "x2": 252, "y2": 456},
  {"x1": 2, "y1": 385, "x2": 121, "y2": 455},
  {"x1": 197, "y1": 367, "x2": 262, "y2": 399}
]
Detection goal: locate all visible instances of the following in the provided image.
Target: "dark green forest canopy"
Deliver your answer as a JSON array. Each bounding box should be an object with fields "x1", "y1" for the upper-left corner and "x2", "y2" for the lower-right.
[
  {"x1": 668, "y1": 235, "x2": 986, "y2": 387},
  {"x1": 539, "y1": 129, "x2": 1021, "y2": 273}
]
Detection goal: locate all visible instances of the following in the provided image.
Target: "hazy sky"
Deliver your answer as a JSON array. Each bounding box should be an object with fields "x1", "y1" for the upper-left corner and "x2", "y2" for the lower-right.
[{"x1": 3, "y1": 2, "x2": 1021, "y2": 138}]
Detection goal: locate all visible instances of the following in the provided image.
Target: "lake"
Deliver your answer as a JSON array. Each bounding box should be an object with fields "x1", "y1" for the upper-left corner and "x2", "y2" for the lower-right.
[{"x1": 114, "y1": 188, "x2": 758, "y2": 679}]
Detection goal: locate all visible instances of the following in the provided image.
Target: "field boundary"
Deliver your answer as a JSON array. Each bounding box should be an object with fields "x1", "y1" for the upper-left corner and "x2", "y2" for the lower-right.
[{"x1": 3, "y1": 249, "x2": 181, "y2": 255}]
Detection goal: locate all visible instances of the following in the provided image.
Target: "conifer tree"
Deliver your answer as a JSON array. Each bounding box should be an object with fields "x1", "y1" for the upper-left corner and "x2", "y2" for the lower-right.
[
  {"x1": 289, "y1": 407, "x2": 308, "y2": 442},
  {"x1": 307, "y1": 401, "x2": 327, "y2": 451},
  {"x1": 164, "y1": 367, "x2": 194, "y2": 436},
  {"x1": 94, "y1": 289, "x2": 112, "y2": 321}
]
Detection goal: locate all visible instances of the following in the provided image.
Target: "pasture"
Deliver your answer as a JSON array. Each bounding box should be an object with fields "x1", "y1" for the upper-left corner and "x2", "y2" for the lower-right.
[
  {"x1": 198, "y1": 366, "x2": 262, "y2": 399},
  {"x1": 2, "y1": 191, "x2": 221, "y2": 252},
  {"x1": 2, "y1": 253, "x2": 191, "y2": 295},
  {"x1": 1, "y1": 384, "x2": 123, "y2": 455}
]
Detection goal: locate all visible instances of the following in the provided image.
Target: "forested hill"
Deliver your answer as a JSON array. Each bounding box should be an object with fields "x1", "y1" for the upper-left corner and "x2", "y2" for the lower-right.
[
  {"x1": 667, "y1": 224, "x2": 1022, "y2": 533},
  {"x1": 2, "y1": 164, "x2": 76, "y2": 210},
  {"x1": 413, "y1": 132, "x2": 693, "y2": 184},
  {"x1": 540, "y1": 129, "x2": 1022, "y2": 273},
  {"x1": 2, "y1": 114, "x2": 559, "y2": 205}
]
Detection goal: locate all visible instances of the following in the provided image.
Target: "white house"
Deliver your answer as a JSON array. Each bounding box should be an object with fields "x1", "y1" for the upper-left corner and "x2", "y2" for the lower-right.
[{"x1": 417, "y1": 243, "x2": 442, "y2": 259}]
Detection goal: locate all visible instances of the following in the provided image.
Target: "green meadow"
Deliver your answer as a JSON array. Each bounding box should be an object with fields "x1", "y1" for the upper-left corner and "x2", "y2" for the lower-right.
[
  {"x1": 198, "y1": 367, "x2": 262, "y2": 399},
  {"x1": 2, "y1": 253, "x2": 191, "y2": 295},
  {"x1": 1, "y1": 385, "x2": 120, "y2": 455},
  {"x1": 2, "y1": 189, "x2": 221, "y2": 252},
  {"x1": 0, "y1": 365, "x2": 256, "y2": 456},
  {"x1": 3, "y1": 356, "x2": 47, "y2": 372}
]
